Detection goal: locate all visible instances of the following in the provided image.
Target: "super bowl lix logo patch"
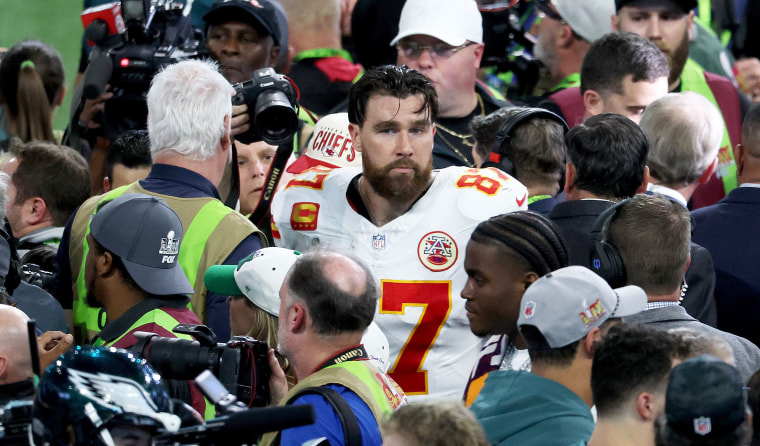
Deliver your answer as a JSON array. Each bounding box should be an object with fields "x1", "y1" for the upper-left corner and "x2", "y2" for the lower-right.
[{"x1": 417, "y1": 231, "x2": 458, "y2": 272}]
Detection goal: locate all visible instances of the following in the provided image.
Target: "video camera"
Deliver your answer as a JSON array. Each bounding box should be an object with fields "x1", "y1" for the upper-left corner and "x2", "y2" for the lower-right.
[
  {"x1": 79, "y1": 0, "x2": 206, "y2": 140},
  {"x1": 130, "y1": 324, "x2": 271, "y2": 407},
  {"x1": 231, "y1": 68, "x2": 299, "y2": 146},
  {"x1": 479, "y1": 0, "x2": 543, "y2": 97}
]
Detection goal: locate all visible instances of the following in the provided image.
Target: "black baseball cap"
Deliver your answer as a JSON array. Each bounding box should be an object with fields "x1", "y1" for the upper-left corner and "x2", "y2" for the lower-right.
[
  {"x1": 90, "y1": 193, "x2": 194, "y2": 297},
  {"x1": 615, "y1": 0, "x2": 697, "y2": 13},
  {"x1": 203, "y1": 0, "x2": 285, "y2": 47},
  {"x1": 665, "y1": 355, "x2": 747, "y2": 439}
]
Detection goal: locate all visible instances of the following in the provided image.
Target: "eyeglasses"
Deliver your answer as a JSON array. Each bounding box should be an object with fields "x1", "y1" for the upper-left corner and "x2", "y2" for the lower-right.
[{"x1": 396, "y1": 41, "x2": 477, "y2": 60}]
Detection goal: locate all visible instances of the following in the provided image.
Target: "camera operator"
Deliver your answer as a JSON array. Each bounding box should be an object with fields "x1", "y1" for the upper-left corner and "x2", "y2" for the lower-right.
[
  {"x1": 83, "y1": 193, "x2": 210, "y2": 417},
  {"x1": 260, "y1": 250, "x2": 406, "y2": 446},
  {"x1": 54, "y1": 59, "x2": 266, "y2": 346}
]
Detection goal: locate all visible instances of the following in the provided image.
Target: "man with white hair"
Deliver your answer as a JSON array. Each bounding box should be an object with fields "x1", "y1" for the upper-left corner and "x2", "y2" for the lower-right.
[
  {"x1": 639, "y1": 91, "x2": 724, "y2": 327},
  {"x1": 392, "y1": 0, "x2": 510, "y2": 168},
  {"x1": 57, "y1": 60, "x2": 266, "y2": 345}
]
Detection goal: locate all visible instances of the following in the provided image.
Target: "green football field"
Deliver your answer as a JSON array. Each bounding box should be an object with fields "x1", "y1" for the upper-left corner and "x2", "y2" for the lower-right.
[{"x1": 0, "y1": 0, "x2": 86, "y2": 132}]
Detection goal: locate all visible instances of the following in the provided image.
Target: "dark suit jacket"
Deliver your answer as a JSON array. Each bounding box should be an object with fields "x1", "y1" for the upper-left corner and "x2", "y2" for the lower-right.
[
  {"x1": 528, "y1": 196, "x2": 559, "y2": 217},
  {"x1": 624, "y1": 305, "x2": 760, "y2": 382},
  {"x1": 549, "y1": 199, "x2": 718, "y2": 327},
  {"x1": 692, "y1": 187, "x2": 760, "y2": 345}
]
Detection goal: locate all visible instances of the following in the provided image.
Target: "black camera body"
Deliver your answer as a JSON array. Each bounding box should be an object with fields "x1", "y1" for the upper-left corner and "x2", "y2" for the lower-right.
[
  {"x1": 0, "y1": 400, "x2": 33, "y2": 446},
  {"x1": 81, "y1": 0, "x2": 206, "y2": 140},
  {"x1": 130, "y1": 324, "x2": 271, "y2": 407},
  {"x1": 232, "y1": 68, "x2": 299, "y2": 146}
]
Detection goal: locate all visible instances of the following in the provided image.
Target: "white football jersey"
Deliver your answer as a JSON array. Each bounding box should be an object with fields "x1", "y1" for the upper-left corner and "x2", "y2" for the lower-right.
[{"x1": 271, "y1": 166, "x2": 528, "y2": 400}]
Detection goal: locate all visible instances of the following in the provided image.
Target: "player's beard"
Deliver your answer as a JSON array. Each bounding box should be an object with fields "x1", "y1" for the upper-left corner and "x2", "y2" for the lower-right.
[
  {"x1": 362, "y1": 155, "x2": 433, "y2": 203},
  {"x1": 657, "y1": 29, "x2": 690, "y2": 88}
]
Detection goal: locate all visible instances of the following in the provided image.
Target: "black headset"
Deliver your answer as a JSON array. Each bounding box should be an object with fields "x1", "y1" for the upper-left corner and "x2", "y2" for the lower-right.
[
  {"x1": 589, "y1": 199, "x2": 631, "y2": 288},
  {"x1": 481, "y1": 108, "x2": 570, "y2": 176}
]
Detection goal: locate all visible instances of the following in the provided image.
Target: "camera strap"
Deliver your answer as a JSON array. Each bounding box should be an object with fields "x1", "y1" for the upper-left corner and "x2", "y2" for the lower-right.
[
  {"x1": 287, "y1": 387, "x2": 362, "y2": 446},
  {"x1": 249, "y1": 134, "x2": 296, "y2": 229}
]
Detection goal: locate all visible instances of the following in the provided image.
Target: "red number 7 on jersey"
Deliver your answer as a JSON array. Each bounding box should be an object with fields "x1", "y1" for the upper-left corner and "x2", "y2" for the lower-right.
[{"x1": 379, "y1": 281, "x2": 452, "y2": 395}]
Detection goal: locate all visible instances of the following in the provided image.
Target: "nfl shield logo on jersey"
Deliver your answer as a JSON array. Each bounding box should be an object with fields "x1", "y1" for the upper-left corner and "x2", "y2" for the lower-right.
[
  {"x1": 694, "y1": 417, "x2": 712, "y2": 436},
  {"x1": 417, "y1": 231, "x2": 458, "y2": 272},
  {"x1": 372, "y1": 234, "x2": 386, "y2": 251}
]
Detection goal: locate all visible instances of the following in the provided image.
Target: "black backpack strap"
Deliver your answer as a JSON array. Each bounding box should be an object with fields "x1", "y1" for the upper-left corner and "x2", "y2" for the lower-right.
[{"x1": 287, "y1": 386, "x2": 362, "y2": 446}]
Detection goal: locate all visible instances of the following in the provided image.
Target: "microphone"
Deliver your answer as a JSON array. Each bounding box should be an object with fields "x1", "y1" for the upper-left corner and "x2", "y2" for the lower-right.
[
  {"x1": 82, "y1": 52, "x2": 113, "y2": 100},
  {"x1": 155, "y1": 405, "x2": 316, "y2": 445},
  {"x1": 81, "y1": 2, "x2": 126, "y2": 47}
]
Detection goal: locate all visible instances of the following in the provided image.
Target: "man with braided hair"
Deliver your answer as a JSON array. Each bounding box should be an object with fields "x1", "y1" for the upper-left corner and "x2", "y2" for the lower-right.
[{"x1": 461, "y1": 210, "x2": 569, "y2": 406}]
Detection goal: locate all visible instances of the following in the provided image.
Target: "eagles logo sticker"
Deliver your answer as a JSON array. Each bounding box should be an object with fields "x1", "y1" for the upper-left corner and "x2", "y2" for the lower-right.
[{"x1": 417, "y1": 231, "x2": 458, "y2": 272}]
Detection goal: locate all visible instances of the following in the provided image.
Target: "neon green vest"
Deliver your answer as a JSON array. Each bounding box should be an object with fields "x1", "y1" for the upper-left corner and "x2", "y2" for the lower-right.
[
  {"x1": 91, "y1": 308, "x2": 218, "y2": 420},
  {"x1": 680, "y1": 58, "x2": 738, "y2": 195},
  {"x1": 71, "y1": 184, "x2": 258, "y2": 344},
  {"x1": 259, "y1": 359, "x2": 406, "y2": 446}
]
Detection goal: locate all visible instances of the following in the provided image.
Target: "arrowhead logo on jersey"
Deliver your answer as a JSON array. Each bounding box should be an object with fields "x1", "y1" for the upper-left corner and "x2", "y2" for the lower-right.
[
  {"x1": 417, "y1": 231, "x2": 458, "y2": 272},
  {"x1": 290, "y1": 202, "x2": 320, "y2": 231},
  {"x1": 372, "y1": 234, "x2": 386, "y2": 251}
]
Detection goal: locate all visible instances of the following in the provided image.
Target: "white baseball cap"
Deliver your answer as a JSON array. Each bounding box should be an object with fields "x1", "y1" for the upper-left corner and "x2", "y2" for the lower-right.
[
  {"x1": 552, "y1": 0, "x2": 615, "y2": 43},
  {"x1": 517, "y1": 266, "x2": 647, "y2": 348},
  {"x1": 286, "y1": 113, "x2": 361, "y2": 175},
  {"x1": 390, "y1": 0, "x2": 483, "y2": 47},
  {"x1": 204, "y1": 247, "x2": 301, "y2": 316}
]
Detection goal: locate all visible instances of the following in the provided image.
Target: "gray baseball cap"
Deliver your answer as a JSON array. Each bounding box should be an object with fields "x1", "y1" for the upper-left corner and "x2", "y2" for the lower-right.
[
  {"x1": 517, "y1": 265, "x2": 646, "y2": 348},
  {"x1": 90, "y1": 193, "x2": 193, "y2": 296}
]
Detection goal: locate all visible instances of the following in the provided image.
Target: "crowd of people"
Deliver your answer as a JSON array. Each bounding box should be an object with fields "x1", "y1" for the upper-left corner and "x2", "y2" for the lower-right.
[{"x1": 2, "y1": 0, "x2": 760, "y2": 445}]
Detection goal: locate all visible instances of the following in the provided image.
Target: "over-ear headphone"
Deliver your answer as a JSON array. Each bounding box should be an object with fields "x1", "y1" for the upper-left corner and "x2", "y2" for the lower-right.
[
  {"x1": 589, "y1": 198, "x2": 631, "y2": 288},
  {"x1": 481, "y1": 108, "x2": 570, "y2": 176}
]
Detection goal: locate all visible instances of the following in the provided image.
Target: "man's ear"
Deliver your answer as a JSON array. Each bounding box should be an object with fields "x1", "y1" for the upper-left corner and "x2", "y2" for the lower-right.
[
  {"x1": 348, "y1": 123, "x2": 362, "y2": 153},
  {"x1": 636, "y1": 392, "x2": 659, "y2": 421},
  {"x1": 557, "y1": 24, "x2": 575, "y2": 49},
  {"x1": 0, "y1": 355, "x2": 7, "y2": 378},
  {"x1": 686, "y1": 11, "x2": 696, "y2": 40},
  {"x1": 269, "y1": 45, "x2": 281, "y2": 68},
  {"x1": 26, "y1": 197, "x2": 49, "y2": 225},
  {"x1": 221, "y1": 115, "x2": 232, "y2": 152},
  {"x1": 471, "y1": 43, "x2": 485, "y2": 68},
  {"x1": 522, "y1": 271, "x2": 539, "y2": 291},
  {"x1": 636, "y1": 166, "x2": 650, "y2": 194},
  {"x1": 564, "y1": 162, "x2": 576, "y2": 194},
  {"x1": 96, "y1": 250, "x2": 116, "y2": 278},
  {"x1": 734, "y1": 143, "x2": 745, "y2": 176},
  {"x1": 584, "y1": 326, "x2": 603, "y2": 357},
  {"x1": 290, "y1": 302, "x2": 307, "y2": 334},
  {"x1": 611, "y1": 13, "x2": 620, "y2": 31},
  {"x1": 583, "y1": 89, "x2": 604, "y2": 117}
]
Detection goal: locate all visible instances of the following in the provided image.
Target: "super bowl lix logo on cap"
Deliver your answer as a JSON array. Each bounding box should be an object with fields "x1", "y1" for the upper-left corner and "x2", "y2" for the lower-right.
[
  {"x1": 579, "y1": 299, "x2": 607, "y2": 327},
  {"x1": 159, "y1": 230, "x2": 180, "y2": 264},
  {"x1": 417, "y1": 231, "x2": 457, "y2": 272}
]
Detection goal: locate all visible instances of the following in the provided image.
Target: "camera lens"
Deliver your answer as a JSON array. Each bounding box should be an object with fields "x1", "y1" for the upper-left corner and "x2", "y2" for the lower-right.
[{"x1": 254, "y1": 90, "x2": 299, "y2": 146}]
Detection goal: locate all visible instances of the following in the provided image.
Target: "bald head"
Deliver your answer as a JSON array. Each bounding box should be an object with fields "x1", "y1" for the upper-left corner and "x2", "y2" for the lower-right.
[
  {"x1": 285, "y1": 251, "x2": 378, "y2": 336},
  {"x1": 0, "y1": 305, "x2": 33, "y2": 383}
]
